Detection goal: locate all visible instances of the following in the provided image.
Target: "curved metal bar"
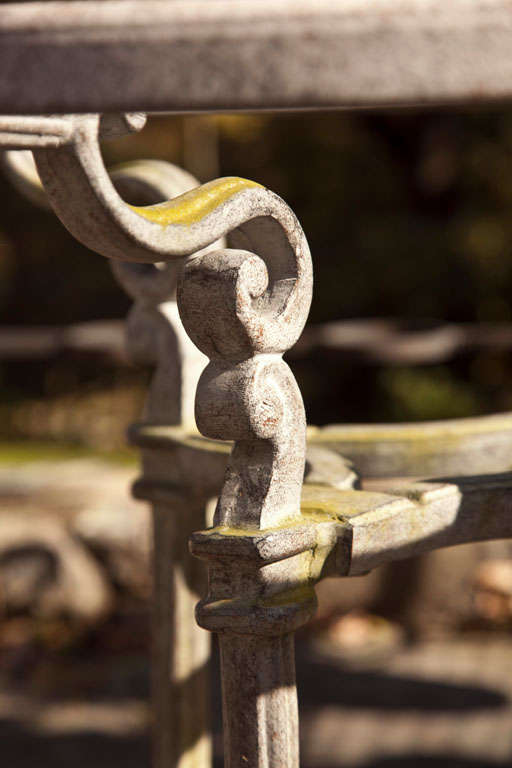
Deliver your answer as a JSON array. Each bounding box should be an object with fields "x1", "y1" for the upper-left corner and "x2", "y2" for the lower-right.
[
  {"x1": 301, "y1": 472, "x2": 512, "y2": 577},
  {"x1": 2, "y1": 148, "x2": 50, "y2": 208},
  {"x1": 2, "y1": 0, "x2": 512, "y2": 113},
  {"x1": 3, "y1": 115, "x2": 313, "y2": 527},
  {"x1": 109, "y1": 159, "x2": 200, "y2": 305},
  {"x1": 293, "y1": 317, "x2": 512, "y2": 364},
  {"x1": 2, "y1": 146, "x2": 208, "y2": 426},
  {"x1": 313, "y1": 412, "x2": 512, "y2": 478},
  {"x1": 3, "y1": 147, "x2": 196, "y2": 303},
  {"x1": 8, "y1": 112, "x2": 313, "y2": 534},
  {"x1": 31, "y1": 114, "x2": 312, "y2": 357}
]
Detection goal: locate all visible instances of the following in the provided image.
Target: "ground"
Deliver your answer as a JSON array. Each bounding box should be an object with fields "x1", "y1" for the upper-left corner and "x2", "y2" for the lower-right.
[
  {"x1": 1, "y1": 449, "x2": 511, "y2": 767},
  {"x1": 1, "y1": 635, "x2": 512, "y2": 767}
]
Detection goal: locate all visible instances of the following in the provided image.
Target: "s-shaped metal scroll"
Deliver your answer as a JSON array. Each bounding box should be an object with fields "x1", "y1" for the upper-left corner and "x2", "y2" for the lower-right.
[{"x1": 1, "y1": 112, "x2": 313, "y2": 767}]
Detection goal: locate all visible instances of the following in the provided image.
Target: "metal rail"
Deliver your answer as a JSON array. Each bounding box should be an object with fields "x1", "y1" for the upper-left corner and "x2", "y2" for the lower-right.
[{"x1": 1, "y1": 0, "x2": 512, "y2": 113}]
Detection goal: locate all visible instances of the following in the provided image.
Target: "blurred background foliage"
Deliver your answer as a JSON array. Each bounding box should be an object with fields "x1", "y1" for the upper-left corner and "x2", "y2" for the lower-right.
[{"x1": 2, "y1": 109, "x2": 512, "y2": 448}]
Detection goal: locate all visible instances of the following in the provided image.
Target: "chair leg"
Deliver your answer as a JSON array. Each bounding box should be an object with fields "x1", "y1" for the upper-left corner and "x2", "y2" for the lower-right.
[
  {"x1": 152, "y1": 498, "x2": 211, "y2": 768},
  {"x1": 219, "y1": 632, "x2": 299, "y2": 768}
]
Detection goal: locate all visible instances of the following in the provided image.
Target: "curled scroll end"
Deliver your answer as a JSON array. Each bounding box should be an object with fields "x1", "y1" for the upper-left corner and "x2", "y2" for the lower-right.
[
  {"x1": 178, "y1": 246, "x2": 309, "y2": 361},
  {"x1": 178, "y1": 249, "x2": 273, "y2": 360},
  {"x1": 178, "y1": 239, "x2": 309, "y2": 530}
]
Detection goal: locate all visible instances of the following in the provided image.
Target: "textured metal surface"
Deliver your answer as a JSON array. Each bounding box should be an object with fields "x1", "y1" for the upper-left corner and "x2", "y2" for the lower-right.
[
  {"x1": 0, "y1": 112, "x2": 314, "y2": 768},
  {"x1": 191, "y1": 471, "x2": 512, "y2": 582},
  {"x1": 313, "y1": 413, "x2": 512, "y2": 479},
  {"x1": 4, "y1": 113, "x2": 313, "y2": 535},
  {"x1": 1, "y1": 0, "x2": 512, "y2": 114},
  {"x1": 5, "y1": 110, "x2": 512, "y2": 768}
]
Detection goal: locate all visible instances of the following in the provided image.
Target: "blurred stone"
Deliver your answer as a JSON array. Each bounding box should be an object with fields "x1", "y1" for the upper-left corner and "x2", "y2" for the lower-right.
[
  {"x1": 2, "y1": 384, "x2": 146, "y2": 451},
  {"x1": 474, "y1": 559, "x2": 512, "y2": 595},
  {"x1": 304, "y1": 444, "x2": 359, "y2": 489},
  {"x1": 300, "y1": 637, "x2": 512, "y2": 768},
  {"x1": 473, "y1": 559, "x2": 512, "y2": 623},
  {"x1": 309, "y1": 609, "x2": 404, "y2": 663},
  {"x1": 407, "y1": 544, "x2": 512, "y2": 635},
  {"x1": 0, "y1": 458, "x2": 151, "y2": 617},
  {"x1": 73, "y1": 502, "x2": 151, "y2": 598},
  {"x1": 0, "y1": 511, "x2": 112, "y2": 622},
  {"x1": 314, "y1": 571, "x2": 382, "y2": 621}
]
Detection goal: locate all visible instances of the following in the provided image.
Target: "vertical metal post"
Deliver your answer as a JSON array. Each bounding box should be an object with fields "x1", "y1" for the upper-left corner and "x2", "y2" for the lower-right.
[
  {"x1": 152, "y1": 497, "x2": 211, "y2": 768},
  {"x1": 219, "y1": 633, "x2": 299, "y2": 768},
  {"x1": 4, "y1": 117, "x2": 313, "y2": 768},
  {"x1": 110, "y1": 164, "x2": 212, "y2": 768},
  {"x1": 178, "y1": 203, "x2": 313, "y2": 766}
]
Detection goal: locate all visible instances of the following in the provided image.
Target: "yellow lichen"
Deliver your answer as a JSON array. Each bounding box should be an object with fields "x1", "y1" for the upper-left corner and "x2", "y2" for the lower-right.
[
  {"x1": 310, "y1": 412, "x2": 512, "y2": 443},
  {"x1": 261, "y1": 584, "x2": 316, "y2": 608},
  {"x1": 129, "y1": 176, "x2": 262, "y2": 227}
]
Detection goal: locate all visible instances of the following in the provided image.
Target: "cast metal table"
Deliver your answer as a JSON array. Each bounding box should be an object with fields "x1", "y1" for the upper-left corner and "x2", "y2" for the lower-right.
[{"x1": 2, "y1": 3, "x2": 512, "y2": 767}]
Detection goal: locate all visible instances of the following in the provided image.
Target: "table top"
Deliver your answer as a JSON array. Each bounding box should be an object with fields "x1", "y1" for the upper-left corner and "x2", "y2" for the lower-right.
[{"x1": 1, "y1": 0, "x2": 512, "y2": 114}]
